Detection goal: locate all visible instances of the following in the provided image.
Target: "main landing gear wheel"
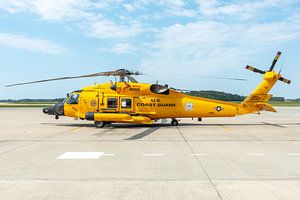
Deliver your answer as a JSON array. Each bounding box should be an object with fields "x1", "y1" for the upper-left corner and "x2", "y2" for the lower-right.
[
  {"x1": 171, "y1": 119, "x2": 178, "y2": 126},
  {"x1": 94, "y1": 121, "x2": 105, "y2": 128}
]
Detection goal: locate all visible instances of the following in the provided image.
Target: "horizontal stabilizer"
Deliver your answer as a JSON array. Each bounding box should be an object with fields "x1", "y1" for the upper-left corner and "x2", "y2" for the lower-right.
[{"x1": 256, "y1": 103, "x2": 277, "y2": 112}]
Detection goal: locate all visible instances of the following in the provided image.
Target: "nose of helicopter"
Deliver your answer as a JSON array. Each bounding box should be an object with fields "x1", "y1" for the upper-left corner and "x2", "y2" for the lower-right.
[{"x1": 43, "y1": 101, "x2": 64, "y2": 117}]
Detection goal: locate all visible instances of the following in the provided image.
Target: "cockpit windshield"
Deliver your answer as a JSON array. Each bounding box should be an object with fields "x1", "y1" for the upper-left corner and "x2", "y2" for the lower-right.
[{"x1": 66, "y1": 94, "x2": 80, "y2": 104}]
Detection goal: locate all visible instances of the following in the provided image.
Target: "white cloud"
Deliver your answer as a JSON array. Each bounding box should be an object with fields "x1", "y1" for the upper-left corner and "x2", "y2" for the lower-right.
[
  {"x1": 197, "y1": 0, "x2": 294, "y2": 20},
  {"x1": 0, "y1": 33, "x2": 69, "y2": 54},
  {"x1": 140, "y1": 15, "x2": 300, "y2": 78},
  {"x1": 111, "y1": 43, "x2": 136, "y2": 54},
  {"x1": 31, "y1": 0, "x2": 91, "y2": 21},
  {"x1": 86, "y1": 17, "x2": 143, "y2": 39},
  {"x1": 98, "y1": 43, "x2": 136, "y2": 54},
  {"x1": 123, "y1": 4, "x2": 135, "y2": 12},
  {"x1": 0, "y1": 0, "x2": 31, "y2": 13},
  {"x1": 0, "y1": 0, "x2": 101, "y2": 21},
  {"x1": 0, "y1": 0, "x2": 144, "y2": 40}
]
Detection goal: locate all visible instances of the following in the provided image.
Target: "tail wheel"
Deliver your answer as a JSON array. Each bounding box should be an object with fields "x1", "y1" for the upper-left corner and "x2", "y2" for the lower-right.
[
  {"x1": 94, "y1": 121, "x2": 105, "y2": 128},
  {"x1": 171, "y1": 119, "x2": 178, "y2": 126}
]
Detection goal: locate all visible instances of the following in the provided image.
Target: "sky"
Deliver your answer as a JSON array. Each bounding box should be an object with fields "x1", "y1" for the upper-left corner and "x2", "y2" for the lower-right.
[{"x1": 0, "y1": 0, "x2": 299, "y2": 99}]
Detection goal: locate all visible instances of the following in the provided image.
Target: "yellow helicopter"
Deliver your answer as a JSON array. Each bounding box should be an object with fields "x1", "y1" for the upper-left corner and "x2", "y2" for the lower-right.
[{"x1": 6, "y1": 51, "x2": 291, "y2": 128}]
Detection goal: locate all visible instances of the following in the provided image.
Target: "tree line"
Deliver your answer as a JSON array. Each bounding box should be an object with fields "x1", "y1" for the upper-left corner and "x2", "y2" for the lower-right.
[
  {"x1": 184, "y1": 90, "x2": 286, "y2": 102},
  {"x1": 0, "y1": 90, "x2": 295, "y2": 102}
]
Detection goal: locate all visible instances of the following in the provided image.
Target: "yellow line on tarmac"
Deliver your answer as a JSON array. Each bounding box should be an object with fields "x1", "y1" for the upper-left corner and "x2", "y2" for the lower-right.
[
  {"x1": 220, "y1": 125, "x2": 232, "y2": 132},
  {"x1": 68, "y1": 126, "x2": 83, "y2": 132}
]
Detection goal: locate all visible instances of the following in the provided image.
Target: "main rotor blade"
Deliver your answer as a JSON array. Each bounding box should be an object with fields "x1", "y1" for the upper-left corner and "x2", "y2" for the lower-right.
[
  {"x1": 5, "y1": 68, "x2": 143, "y2": 87},
  {"x1": 198, "y1": 75, "x2": 247, "y2": 81},
  {"x1": 170, "y1": 87, "x2": 195, "y2": 92},
  {"x1": 5, "y1": 71, "x2": 117, "y2": 87},
  {"x1": 269, "y1": 51, "x2": 281, "y2": 71},
  {"x1": 127, "y1": 75, "x2": 138, "y2": 83}
]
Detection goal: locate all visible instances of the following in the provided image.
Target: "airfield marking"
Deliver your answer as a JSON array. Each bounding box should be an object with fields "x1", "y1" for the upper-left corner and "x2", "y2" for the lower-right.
[
  {"x1": 56, "y1": 152, "x2": 104, "y2": 159},
  {"x1": 190, "y1": 153, "x2": 207, "y2": 156},
  {"x1": 142, "y1": 153, "x2": 166, "y2": 156},
  {"x1": 102, "y1": 153, "x2": 115, "y2": 156},
  {"x1": 247, "y1": 153, "x2": 264, "y2": 156},
  {"x1": 54, "y1": 152, "x2": 300, "y2": 159}
]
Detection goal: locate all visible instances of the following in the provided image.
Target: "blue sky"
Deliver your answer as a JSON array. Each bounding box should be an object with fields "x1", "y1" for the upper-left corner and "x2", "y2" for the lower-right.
[{"x1": 0, "y1": 0, "x2": 299, "y2": 99}]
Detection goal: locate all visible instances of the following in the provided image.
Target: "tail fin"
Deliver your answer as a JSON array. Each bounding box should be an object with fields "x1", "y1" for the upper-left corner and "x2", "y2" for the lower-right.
[{"x1": 238, "y1": 51, "x2": 291, "y2": 115}]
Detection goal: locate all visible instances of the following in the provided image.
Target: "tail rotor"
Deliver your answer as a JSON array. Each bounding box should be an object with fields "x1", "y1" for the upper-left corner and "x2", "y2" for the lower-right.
[
  {"x1": 269, "y1": 51, "x2": 281, "y2": 71},
  {"x1": 245, "y1": 51, "x2": 291, "y2": 85}
]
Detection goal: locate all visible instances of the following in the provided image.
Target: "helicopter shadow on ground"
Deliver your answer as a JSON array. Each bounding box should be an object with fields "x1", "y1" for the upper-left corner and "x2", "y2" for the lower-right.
[
  {"x1": 40, "y1": 122, "x2": 300, "y2": 140},
  {"x1": 40, "y1": 122, "x2": 300, "y2": 129}
]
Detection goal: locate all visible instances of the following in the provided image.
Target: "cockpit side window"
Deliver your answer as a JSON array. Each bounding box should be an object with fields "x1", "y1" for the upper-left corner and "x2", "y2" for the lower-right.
[{"x1": 67, "y1": 94, "x2": 80, "y2": 104}]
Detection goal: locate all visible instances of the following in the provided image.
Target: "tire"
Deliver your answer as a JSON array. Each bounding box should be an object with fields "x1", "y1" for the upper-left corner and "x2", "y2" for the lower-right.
[
  {"x1": 94, "y1": 121, "x2": 105, "y2": 128},
  {"x1": 171, "y1": 119, "x2": 178, "y2": 126}
]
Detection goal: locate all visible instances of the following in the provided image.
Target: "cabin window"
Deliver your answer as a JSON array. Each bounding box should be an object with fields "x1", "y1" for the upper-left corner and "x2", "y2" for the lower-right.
[
  {"x1": 67, "y1": 94, "x2": 80, "y2": 104},
  {"x1": 107, "y1": 98, "x2": 118, "y2": 108},
  {"x1": 121, "y1": 98, "x2": 132, "y2": 108}
]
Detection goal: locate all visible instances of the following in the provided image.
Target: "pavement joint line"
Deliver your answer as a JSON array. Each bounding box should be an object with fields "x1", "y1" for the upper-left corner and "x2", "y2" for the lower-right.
[
  {"x1": 288, "y1": 154, "x2": 300, "y2": 156},
  {"x1": 262, "y1": 122, "x2": 286, "y2": 128},
  {"x1": 247, "y1": 153, "x2": 264, "y2": 156},
  {"x1": 177, "y1": 127, "x2": 223, "y2": 200}
]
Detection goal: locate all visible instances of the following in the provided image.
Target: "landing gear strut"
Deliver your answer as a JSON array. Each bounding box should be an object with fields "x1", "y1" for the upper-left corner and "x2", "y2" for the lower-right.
[
  {"x1": 171, "y1": 118, "x2": 178, "y2": 126},
  {"x1": 94, "y1": 121, "x2": 105, "y2": 128}
]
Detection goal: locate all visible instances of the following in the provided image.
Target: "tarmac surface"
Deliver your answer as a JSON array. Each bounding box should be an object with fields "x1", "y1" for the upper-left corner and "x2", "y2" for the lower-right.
[{"x1": 0, "y1": 107, "x2": 300, "y2": 200}]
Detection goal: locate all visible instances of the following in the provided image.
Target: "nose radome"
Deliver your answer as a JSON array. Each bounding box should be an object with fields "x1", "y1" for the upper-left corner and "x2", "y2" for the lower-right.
[
  {"x1": 42, "y1": 105, "x2": 55, "y2": 115},
  {"x1": 43, "y1": 108, "x2": 48, "y2": 114},
  {"x1": 43, "y1": 102, "x2": 64, "y2": 116}
]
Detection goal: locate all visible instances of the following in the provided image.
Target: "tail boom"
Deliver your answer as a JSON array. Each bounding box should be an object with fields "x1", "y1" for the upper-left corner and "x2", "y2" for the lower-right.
[{"x1": 238, "y1": 71, "x2": 280, "y2": 115}]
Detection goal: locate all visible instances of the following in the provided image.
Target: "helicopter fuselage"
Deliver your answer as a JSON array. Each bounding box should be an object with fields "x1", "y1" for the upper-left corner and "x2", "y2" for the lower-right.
[{"x1": 44, "y1": 81, "x2": 240, "y2": 125}]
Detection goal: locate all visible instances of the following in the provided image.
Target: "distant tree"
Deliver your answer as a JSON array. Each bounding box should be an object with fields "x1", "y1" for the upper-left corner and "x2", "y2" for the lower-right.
[
  {"x1": 270, "y1": 97, "x2": 285, "y2": 101},
  {"x1": 185, "y1": 90, "x2": 245, "y2": 102},
  {"x1": 184, "y1": 90, "x2": 288, "y2": 102}
]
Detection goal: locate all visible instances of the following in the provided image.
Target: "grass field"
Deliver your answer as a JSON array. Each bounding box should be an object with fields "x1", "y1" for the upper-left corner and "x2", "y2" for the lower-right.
[
  {"x1": 270, "y1": 101, "x2": 300, "y2": 107},
  {"x1": 0, "y1": 102, "x2": 55, "y2": 108}
]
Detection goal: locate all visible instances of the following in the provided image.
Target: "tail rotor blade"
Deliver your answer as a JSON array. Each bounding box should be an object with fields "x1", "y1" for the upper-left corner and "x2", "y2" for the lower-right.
[
  {"x1": 279, "y1": 77, "x2": 291, "y2": 84},
  {"x1": 269, "y1": 51, "x2": 281, "y2": 71},
  {"x1": 246, "y1": 65, "x2": 265, "y2": 74}
]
